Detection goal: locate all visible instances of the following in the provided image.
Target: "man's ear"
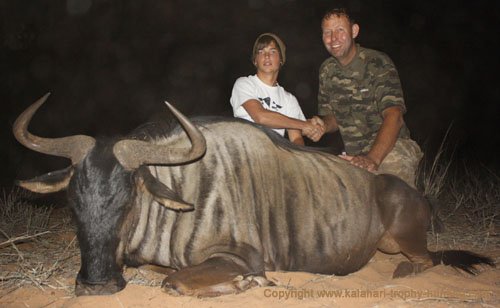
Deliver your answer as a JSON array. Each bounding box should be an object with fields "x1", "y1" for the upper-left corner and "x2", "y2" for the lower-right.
[{"x1": 352, "y1": 23, "x2": 360, "y2": 39}]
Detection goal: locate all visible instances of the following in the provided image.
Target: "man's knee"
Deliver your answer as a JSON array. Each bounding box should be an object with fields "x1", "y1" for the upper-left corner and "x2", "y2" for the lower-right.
[{"x1": 378, "y1": 139, "x2": 422, "y2": 187}]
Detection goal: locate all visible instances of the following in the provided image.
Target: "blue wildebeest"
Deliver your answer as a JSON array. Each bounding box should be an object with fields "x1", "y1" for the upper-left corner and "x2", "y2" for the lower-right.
[{"x1": 13, "y1": 94, "x2": 494, "y2": 296}]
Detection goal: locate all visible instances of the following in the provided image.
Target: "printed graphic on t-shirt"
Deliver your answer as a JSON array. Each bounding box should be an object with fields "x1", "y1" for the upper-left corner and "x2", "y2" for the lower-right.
[{"x1": 259, "y1": 97, "x2": 282, "y2": 111}]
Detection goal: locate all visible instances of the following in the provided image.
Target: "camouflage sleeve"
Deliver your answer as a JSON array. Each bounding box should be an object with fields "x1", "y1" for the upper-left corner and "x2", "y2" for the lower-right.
[
  {"x1": 317, "y1": 60, "x2": 334, "y2": 116},
  {"x1": 374, "y1": 54, "x2": 406, "y2": 115}
]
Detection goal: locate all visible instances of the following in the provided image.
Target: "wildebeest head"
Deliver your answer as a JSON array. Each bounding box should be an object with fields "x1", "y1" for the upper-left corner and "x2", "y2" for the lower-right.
[{"x1": 13, "y1": 93, "x2": 207, "y2": 295}]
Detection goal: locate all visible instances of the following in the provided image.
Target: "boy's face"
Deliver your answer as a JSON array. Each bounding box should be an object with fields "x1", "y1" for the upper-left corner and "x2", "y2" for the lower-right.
[{"x1": 254, "y1": 41, "x2": 281, "y2": 74}]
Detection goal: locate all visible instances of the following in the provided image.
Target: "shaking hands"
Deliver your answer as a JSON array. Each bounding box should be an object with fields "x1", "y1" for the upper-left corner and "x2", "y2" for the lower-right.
[{"x1": 302, "y1": 116, "x2": 325, "y2": 142}]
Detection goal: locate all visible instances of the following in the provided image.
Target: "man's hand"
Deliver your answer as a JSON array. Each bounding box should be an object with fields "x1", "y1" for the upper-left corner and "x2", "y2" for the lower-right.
[
  {"x1": 302, "y1": 116, "x2": 325, "y2": 142},
  {"x1": 309, "y1": 116, "x2": 325, "y2": 128},
  {"x1": 339, "y1": 154, "x2": 379, "y2": 172}
]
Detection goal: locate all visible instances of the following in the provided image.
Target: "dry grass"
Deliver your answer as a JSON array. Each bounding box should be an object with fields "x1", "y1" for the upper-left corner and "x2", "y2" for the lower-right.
[
  {"x1": 415, "y1": 128, "x2": 499, "y2": 251},
  {"x1": 0, "y1": 188, "x2": 78, "y2": 297},
  {"x1": 0, "y1": 187, "x2": 53, "y2": 241},
  {"x1": 428, "y1": 163, "x2": 500, "y2": 251},
  {"x1": 416, "y1": 125, "x2": 455, "y2": 199},
  {"x1": 0, "y1": 189, "x2": 165, "y2": 297}
]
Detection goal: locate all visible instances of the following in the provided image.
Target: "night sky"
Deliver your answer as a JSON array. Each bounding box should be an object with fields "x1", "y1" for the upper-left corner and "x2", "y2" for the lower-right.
[{"x1": 1, "y1": 0, "x2": 499, "y2": 187}]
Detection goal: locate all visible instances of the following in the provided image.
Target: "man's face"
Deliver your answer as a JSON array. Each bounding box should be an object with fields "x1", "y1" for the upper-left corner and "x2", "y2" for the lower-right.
[
  {"x1": 321, "y1": 15, "x2": 359, "y2": 65},
  {"x1": 254, "y1": 41, "x2": 281, "y2": 74}
]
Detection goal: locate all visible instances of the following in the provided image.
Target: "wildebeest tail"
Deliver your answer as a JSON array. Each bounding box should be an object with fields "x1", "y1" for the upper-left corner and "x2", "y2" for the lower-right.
[{"x1": 430, "y1": 250, "x2": 495, "y2": 274}]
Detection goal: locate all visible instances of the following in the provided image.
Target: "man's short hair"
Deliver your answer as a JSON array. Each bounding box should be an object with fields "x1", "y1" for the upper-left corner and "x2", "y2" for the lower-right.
[
  {"x1": 322, "y1": 8, "x2": 356, "y2": 25},
  {"x1": 252, "y1": 33, "x2": 286, "y2": 65}
]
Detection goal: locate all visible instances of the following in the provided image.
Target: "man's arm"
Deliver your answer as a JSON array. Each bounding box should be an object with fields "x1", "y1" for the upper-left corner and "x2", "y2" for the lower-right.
[
  {"x1": 242, "y1": 100, "x2": 323, "y2": 139},
  {"x1": 318, "y1": 115, "x2": 339, "y2": 133},
  {"x1": 348, "y1": 55, "x2": 406, "y2": 171},
  {"x1": 348, "y1": 106, "x2": 403, "y2": 171}
]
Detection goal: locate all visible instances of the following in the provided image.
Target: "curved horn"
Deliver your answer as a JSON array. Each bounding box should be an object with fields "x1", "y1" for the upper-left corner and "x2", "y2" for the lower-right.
[
  {"x1": 113, "y1": 102, "x2": 207, "y2": 170},
  {"x1": 13, "y1": 93, "x2": 96, "y2": 164}
]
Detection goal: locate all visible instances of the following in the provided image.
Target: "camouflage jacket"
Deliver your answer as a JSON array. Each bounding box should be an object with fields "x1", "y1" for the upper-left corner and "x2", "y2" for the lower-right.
[{"x1": 318, "y1": 45, "x2": 411, "y2": 155}]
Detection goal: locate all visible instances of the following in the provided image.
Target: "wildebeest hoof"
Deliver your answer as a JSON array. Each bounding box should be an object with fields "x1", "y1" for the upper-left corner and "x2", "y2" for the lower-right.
[
  {"x1": 232, "y1": 274, "x2": 275, "y2": 291},
  {"x1": 161, "y1": 279, "x2": 183, "y2": 296},
  {"x1": 393, "y1": 261, "x2": 414, "y2": 278},
  {"x1": 162, "y1": 274, "x2": 273, "y2": 297},
  {"x1": 393, "y1": 261, "x2": 426, "y2": 278}
]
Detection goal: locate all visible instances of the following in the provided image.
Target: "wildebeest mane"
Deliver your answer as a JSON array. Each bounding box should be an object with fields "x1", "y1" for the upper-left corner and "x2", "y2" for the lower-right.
[{"x1": 127, "y1": 116, "x2": 332, "y2": 156}]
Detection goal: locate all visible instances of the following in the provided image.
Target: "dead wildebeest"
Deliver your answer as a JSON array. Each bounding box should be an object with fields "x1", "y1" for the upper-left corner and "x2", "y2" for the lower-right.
[{"x1": 13, "y1": 94, "x2": 494, "y2": 296}]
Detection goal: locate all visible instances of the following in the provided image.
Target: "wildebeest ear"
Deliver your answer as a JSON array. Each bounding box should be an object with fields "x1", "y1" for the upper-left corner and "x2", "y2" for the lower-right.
[
  {"x1": 16, "y1": 166, "x2": 74, "y2": 193},
  {"x1": 136, "y1": 166, "x2": 194, "y2": 211}
]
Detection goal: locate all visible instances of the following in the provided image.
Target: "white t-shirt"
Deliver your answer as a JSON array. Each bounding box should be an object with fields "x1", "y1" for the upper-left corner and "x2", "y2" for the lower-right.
[{"x1": 230, "y1": 75, "x2": 306, "y2": 136}]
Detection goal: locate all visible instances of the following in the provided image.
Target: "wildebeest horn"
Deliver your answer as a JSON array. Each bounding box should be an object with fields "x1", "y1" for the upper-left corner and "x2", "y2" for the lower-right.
[
  {"x1": 113, "y1": 102, "x2": 207, "y2": 170},
  {"x1": 13, "y1": 93, "x2": 96, "y2": 164}
]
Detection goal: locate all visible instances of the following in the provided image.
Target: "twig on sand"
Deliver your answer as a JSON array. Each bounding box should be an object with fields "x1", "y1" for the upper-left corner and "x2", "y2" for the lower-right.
[{"x1": 0, "y1": 230, "x2": 51, "y2": 248}]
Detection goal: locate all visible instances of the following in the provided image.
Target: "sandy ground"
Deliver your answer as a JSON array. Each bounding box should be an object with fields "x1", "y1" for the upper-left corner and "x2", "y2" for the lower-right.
[
  {"x1": 1, "y1": 206, "x2": 498, "y2": 308},
  {"x1": 1, "y1": 247, "x2": 498, "y2": 308}
]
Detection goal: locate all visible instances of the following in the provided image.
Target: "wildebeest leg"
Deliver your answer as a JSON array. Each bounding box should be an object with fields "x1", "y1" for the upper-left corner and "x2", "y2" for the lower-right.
[
  {"x1": 377, "y1": 231, "x2": 433, "y2": 279},
  {"x1": 162, "y1": 256, "x2": 272, "y2": 297},
  {"x1": 375, "y1": 174, "x2": 434, "y2": 278},
  {"x1": 138, "y1": 264, "x2": 177, "y2": 275},
  {"x1": 391, "y1": 230, "x2": 434, "y2": 278}
]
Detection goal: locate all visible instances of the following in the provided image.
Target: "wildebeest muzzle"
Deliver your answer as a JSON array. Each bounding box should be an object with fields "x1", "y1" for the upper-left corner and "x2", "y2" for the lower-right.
[{"x1": 75, "y1": 273, "x2": 126, "y2": 296}]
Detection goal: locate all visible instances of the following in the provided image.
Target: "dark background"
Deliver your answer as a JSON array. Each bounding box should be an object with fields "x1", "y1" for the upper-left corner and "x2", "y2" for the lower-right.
[{"x1": 1, "y1": 0, "x2": 499, "y2": 188}]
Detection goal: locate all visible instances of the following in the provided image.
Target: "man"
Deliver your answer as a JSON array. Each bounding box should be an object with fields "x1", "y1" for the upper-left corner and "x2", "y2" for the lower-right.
[
  {"x1": 312, "y1": 8, "x2": 423, "y2": 187},
  {"x1": 230, "y1": 33, "x2": 324, "y2": 145}
]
